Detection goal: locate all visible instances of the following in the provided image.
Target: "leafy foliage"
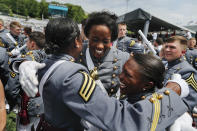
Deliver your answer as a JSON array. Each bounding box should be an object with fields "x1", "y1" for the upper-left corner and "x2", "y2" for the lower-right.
[
  {"x1": 0, "y1": 0, "x2": 87, "y2": 22},
  {"x1": 6, "y1": 111, "x2": 16, "y2": 131}
]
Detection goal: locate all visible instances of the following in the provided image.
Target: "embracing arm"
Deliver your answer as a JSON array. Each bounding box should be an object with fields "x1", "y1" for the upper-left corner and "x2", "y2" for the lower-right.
[
  {"x1": 0, "y1": 79, "x2": 6, "y2": 131},
  {"x1": 61, "y1": 71, "x2": 188, "y2": 131}
]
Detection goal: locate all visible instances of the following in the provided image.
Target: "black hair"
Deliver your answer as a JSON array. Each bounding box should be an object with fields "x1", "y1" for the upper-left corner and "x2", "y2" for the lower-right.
[
  {"x1": 84, "y1": 11, "x2": 118, "y2": 42},
  {"x1": 45, "y1": 18, "x2": 80, "y2": 54},
  {"x1": 24, "y1": 26, "x2": 32, "y2": 36},
  {"x1": 81, "y1": 18, "x2": 87, "y2": 28},
  {"x1": 29, "y1": 31, "x2": 45, "y2": 49},
  {"x1": 132, "y1": 53, "x2": 165, "y2": 89}
]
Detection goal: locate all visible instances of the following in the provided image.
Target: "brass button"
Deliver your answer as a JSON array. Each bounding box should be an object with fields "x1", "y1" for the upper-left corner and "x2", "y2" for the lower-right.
[
  {"x1": 29, "y1": 51, "x2": 33, "y2": 54},
  {"x1": 149, "y1": 97, "x2": 155, "y2": 103},
  {"x1": 112, "y1": 74, "x2": 116, "y2": 78},
  {"x1": 114, "y1": 58, "x2": 118, "y2": 62},
  {"x1": 164, "y1": 90, "x2": 170, "y2": 95},
  {"x1": 37, "y1": 114, "x2": 40, "y2": 117},
  {"x1": 70, "y1": 58, "x2": 75, "y2": 62},
  {"x1": 79, "y1": 59, "x2": 82, "y2": 62},
  {"x1": 110, "y1": 88, "x2": 114, "y2": 93},
  {"x1": 113, "y1": 66, "x2": 117, "y2": 70},
  {"x1": 26, "y1": 52, "x2": 30, "y2": 55},
  {"x1": 15, "y1": 43, "x2": 18, "y2": 46},
  {"x1": 21, "y1": 55, "x2": 25, "y2": 58},
  {"x1": 141, "y1": 96, "x2": 146, "y2": 100},
  {"x1": 80, "y1": 52, "x2": 83, "y2": 56},
  {"x1": 111, "y1": 81, "x2": 115, "y2": 85},
  {"x1": 157, "y1": 94, "x2": 163, "y2": 100}
]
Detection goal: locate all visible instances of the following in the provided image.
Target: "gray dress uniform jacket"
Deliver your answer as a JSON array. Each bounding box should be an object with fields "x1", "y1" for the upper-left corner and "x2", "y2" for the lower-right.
[
  {"x1": 185, "y1": 48, "x2": 197, "y2": 70},
  {"x1": 164, "y1": 57, "x2": 197, "y2": 111},
  {"x1": 5, "y1": 50, "x2": 46, "y2": 130},
  {"x1": 116, "y1": 36, "x2": 144, "y2": 54},
  {"x1": 0, "y1": 32, "x2": 25, "y2": 51},
  {"x1": 78, "y1": 43, "x2": 130, "y2": 96},
  {"x1": 0, "y1": 47, "x2": 9, "y2": 86},
  {"x1": 38, "y1": 54, "x2": 187, "y2": 131}
]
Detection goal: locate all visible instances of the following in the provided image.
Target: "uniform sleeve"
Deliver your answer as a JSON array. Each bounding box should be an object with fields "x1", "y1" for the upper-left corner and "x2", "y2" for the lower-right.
[
  {"x1": 4, "y1": 73, "x2": 21, "y2": 109},
  {"x1": 61, "y1": 71, "x2": 188, "y2": 131},
  {"x1": 182, "y1": 71, "x2": 197, "y2": 110},
  {"x1": 0, "y1": 48, "x2": 9, "y2": 85},
  {"x1": 10, "y1": 50, "x2": 46, "y2": 73}
]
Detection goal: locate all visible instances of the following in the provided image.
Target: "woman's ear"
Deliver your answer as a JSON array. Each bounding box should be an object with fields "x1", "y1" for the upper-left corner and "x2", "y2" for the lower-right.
[{"x1": 74, "y1": 36, "x2": 82, "y2": 48}]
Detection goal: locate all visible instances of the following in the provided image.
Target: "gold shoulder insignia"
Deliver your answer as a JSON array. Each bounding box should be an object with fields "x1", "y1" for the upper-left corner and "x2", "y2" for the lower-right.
[
  {"x1": 150, "y1": 93, "x2": 161, "y2": 131},
  {"x1": 129, "y1": 40, "x2": 135, "y2": 47},
  {"x1": 186, "y1": 73, "x2": 197, "y2": 92},
  {"x1": 79, "y1": 72, "x2": 96, "y2": 102},
  {"x1": 0, "y1": 39, "x2": 4, "y2": 47},
  {"x1": 26, "y1": 51, "x2": 35, "y2": 61},
  {"x1": 10, "y1": 72, "x2": 16, "y2": 78},
  {"x1": 195, "y1": 58, "x2": 197, "y2": 62}
]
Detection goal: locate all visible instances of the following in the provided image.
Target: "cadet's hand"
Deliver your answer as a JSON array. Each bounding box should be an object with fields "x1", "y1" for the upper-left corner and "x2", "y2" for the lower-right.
[
  {"x1": 165, "y1": 74, "x2": 189, "y2": 97},
  {"x1": 19, "y1": 61, "x2": 45, "y2": 97}
]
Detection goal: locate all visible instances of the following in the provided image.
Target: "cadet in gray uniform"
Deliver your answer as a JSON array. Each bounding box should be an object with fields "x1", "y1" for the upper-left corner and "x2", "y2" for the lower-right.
[
  {"x1": 0, "y1": 21, "x2": 25, "y2": 52},
  {"x1": 119, "y1": 53, "x2": 180, "y2": 130},
  {"x1": 115, "y1": 22, "x2": 144, "y2": 54},
  {"x1": 0, "y1": 47, "x2": 9, "y2": 86},
  {"x1": 5, "y1": 31, "x2": 46, "y2": 131},
  {"x1": 185, "y1": 38, "x2": 197, "y2": 69},
  {"x1": 78, "y1": 12, "x2": 129, "y2": 97},
  {"x1": 163, "y1": 36, "x2": 197, "y2": 111},
  {"x1": 34, "y1": 16, "x2": 187, "y2": 131},
  {"x1": 0, "y1": 19, "x2": 9, "y2": 35}
]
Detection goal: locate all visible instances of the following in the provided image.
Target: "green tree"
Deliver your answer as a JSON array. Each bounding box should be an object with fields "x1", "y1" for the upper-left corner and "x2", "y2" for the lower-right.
[
  {"x1": 66, "y1": 4, "x2": 87, "y2": 23},
  {"x1": 0, "y1": 3, "x2": 11, "y2": 14},
  {"x1": 27, "y1": 0, "x2": 40, "y2": 17},
  {"x1": 39, "y1": 0, "x2": 49, "y2": 19}
]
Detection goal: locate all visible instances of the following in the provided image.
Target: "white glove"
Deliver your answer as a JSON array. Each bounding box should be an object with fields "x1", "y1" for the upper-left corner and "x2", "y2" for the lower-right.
[
  {"x1": 165, "y1": 74, "x2": 189, "y2": 98},
  {"x1": 11, "y1": 48, "x2": 20, "y2": 56},
  {"x1": 19, "y1": 61, "x2": 45, "y2": 97}
]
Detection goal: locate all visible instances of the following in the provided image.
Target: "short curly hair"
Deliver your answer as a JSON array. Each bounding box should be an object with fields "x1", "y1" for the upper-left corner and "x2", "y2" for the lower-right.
[
  {"x1": 84, "y1": 11, "x2": 118, "y2": 42},
  {"x1": 45, "y1": 18, "x2": 80, "y2": 54}
]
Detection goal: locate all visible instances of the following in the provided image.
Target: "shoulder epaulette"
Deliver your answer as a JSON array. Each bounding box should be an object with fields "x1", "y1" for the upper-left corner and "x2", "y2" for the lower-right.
[{"x1": 79, "y1": 71, "x2": 96, "y2": 102}]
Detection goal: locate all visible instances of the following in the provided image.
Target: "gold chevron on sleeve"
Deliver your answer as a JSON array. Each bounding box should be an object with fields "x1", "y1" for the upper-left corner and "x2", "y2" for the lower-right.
[
  {"x1": 79, "y1": 72, "x2": 96, "y2": 102},
  {"x1": 150, "y1": 93, "x2": 161, "y2": 131},
  {"x1": 186, "y1": 73, "x2": 197, "y2": 92}
]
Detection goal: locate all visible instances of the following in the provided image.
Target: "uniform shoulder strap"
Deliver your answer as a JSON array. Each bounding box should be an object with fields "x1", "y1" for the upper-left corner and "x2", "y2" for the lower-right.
[{"x1": 39, "y1": 60, "x2": 65, "y2": 98}]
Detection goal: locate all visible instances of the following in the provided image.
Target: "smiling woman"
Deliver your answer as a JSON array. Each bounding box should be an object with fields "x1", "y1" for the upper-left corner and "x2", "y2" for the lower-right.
[
  {"x1": 119, "y1": 53, "x2": 165, "y2": 103},
  {"x1": 79, "y1": 11, "x2": 130, "y2": 97}
]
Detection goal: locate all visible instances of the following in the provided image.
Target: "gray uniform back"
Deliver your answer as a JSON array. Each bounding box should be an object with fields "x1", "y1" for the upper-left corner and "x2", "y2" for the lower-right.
[
  {"x1": 116, "y1": 36, "x2": 144, "y2": 54},
  {"x1": 185, "y1": 48, "x2": 197, "y2": 69}
]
